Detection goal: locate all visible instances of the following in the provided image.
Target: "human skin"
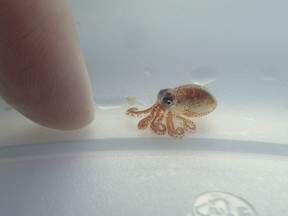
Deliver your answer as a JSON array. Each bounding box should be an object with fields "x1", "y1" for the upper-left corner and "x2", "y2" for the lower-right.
[{"x1": 0, "y1": 0, "x2": 94, "y2": 130}]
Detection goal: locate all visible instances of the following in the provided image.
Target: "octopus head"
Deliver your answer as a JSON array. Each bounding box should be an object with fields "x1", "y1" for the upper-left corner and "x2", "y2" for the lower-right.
[{"x1": 157, "y1": 88, "x2": 175, "y2": 110}]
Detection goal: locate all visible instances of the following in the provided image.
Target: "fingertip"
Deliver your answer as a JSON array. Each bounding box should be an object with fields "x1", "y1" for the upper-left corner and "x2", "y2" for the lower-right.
[{"x1": 0, "y1": 0, "x2": 95, "y2": 130}]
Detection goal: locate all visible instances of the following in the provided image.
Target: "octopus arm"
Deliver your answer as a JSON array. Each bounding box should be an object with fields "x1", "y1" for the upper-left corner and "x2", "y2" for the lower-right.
[
  {"x1": 166, "y1": 111, "x2": 185, "y2": 138},
  {"x1": 174, "y1": 114, "x2": 196, "y2": 132},
  {"x1": 126, "y1": 105, "x2": 156, "y2": 117},
  {"x1": 150, "y1": 106, "x2": 166, "y2": 135},
  {"x1": 137, "y1": 104, "x2": 160, "y2": 130}
]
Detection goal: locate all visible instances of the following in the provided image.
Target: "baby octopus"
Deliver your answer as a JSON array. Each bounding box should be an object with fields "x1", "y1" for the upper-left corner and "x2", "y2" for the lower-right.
[{"x1": 126, "y1": 84, "x2": 217, "y2": 138}]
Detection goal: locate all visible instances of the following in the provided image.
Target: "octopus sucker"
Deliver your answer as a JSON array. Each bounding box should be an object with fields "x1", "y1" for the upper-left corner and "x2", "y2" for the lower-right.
[{"x1": 126, "y1": 84, "x2": 217, "y2": 138}]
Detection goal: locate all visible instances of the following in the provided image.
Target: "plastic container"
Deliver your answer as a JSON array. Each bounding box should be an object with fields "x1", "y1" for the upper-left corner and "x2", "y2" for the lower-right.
[{"x1": 0, "y1": 0, "x2": 287, "y2": 215}]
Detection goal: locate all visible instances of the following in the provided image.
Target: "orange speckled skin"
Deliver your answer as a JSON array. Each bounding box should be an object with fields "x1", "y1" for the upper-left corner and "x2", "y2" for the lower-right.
[
  {"x1": 170, "y1": 84, "x2": 217, "y2": 117},
  {"x1": 127, "y1": 84, "x2": 217, "y2": 138}
]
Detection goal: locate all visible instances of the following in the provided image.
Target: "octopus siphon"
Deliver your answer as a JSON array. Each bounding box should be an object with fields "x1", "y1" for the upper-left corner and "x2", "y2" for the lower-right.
[{"x1": 126, "y1": 84, "x2": 217, "y2": 138}]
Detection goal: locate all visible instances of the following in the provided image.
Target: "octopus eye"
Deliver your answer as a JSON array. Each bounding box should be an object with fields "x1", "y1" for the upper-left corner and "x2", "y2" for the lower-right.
[{"x1": 162, "y1": 96, "x2": 174, "y2": 108}]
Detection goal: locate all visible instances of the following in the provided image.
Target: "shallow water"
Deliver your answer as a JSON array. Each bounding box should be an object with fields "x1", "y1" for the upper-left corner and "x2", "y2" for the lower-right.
[{"x1": 0, "y1": 100, "x2": 287, "y2": 147}]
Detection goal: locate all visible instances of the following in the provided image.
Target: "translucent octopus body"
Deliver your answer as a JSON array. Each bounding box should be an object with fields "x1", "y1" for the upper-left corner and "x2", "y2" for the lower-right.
[{"x1": 127, "y1": 84, "x2": 217, "y2": 138}]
